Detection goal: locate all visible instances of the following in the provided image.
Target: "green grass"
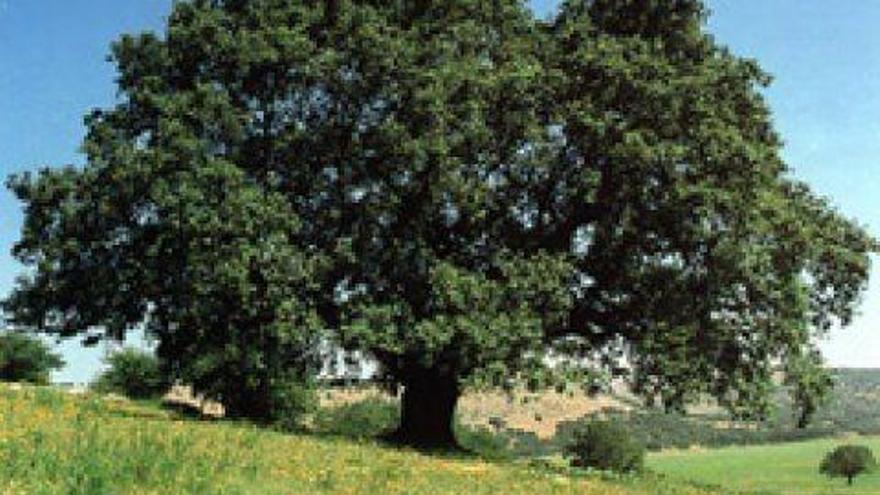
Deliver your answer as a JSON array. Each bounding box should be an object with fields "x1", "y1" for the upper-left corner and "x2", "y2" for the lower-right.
[
  {"x1": 0, "y1": 383, "x2": 718, "y2": 495},
  {"x1": 648, "y1": 436, "x2": 880, "y2": 495}
]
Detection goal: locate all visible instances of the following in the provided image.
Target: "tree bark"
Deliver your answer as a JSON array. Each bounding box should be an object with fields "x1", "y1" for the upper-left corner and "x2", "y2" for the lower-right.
[
  {"x1": 223, "y1": 377, "x2": 273, "y2": 423},
  {"x1": 393, "y1": 368, "x2": 460, "y2": 449}
]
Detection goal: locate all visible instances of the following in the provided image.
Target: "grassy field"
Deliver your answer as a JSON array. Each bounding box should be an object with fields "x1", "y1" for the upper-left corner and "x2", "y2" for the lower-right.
[
  {"x1": 0, "y1": 383, "x2": 716, "y2": 495},
  {"x1": 648, "y1": 436, "x2": 880, "y2": 495}
]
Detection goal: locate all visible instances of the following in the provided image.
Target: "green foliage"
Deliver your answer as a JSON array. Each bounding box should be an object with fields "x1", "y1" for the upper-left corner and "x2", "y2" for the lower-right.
[
  {"x1": 784, "y1": 347, "x2": 834, "y2": 429},
  {"x1": 92, "y1": 348, "x2": 168, "y2": 400},
  {"x1": 312, "y1": 395, "x2": 513, "y2": 459},
  {"x1": 0, "y1": 331, "x2": 64, "y2": 384},
  {"x1": 811, "y1": 369, "x2": 880, "y2": 435},
  {"x1": 268, "y1": 379, "x2": 318, "y2": 433},
  {"x1": 546, "y1": 369, "x2": 880, "y2": 454},
  {"x1": 564, "y1": 419, "x2": 645, "y2": 473},
  {"x1": 314, "y1": 396, "x2": 399, "y2": 439},
  {"x1": 455, "y1": 423, "x2": 514, "y2": 461},
  {"x1": 556, "y1": 409, "x2": 826, "y2": 454},
  {"x1": 820, "y1": 445, "x2": 877, "y2": 485},
  {"x1": 5, "y1": 0, "x2": 875, "y2": 446}
]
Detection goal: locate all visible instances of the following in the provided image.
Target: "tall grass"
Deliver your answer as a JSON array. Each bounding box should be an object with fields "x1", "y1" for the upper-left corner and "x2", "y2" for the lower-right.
[{"x1": 0, "y1": 384, "x2": 716, "y2": 495}]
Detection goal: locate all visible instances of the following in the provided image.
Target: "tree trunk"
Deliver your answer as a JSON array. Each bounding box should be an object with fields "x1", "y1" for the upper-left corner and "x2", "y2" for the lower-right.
[
  {"x1": 223, "y1": 378, "x2": 273, "y2": 423},
  {"x1": 393, "y1": 368, "x2": 460, "y2": 449},
  {"x1": 848, "y1": 474, "x2": 853, "y2": 486}
]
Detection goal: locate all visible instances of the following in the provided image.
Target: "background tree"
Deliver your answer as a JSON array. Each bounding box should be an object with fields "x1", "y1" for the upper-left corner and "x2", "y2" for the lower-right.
[
  {"x1": 820, "y1": 445, "x2": 876, "y2": 485},
  {"x1": 564, "y1": 419, "x2": 645, "y2": 472},
  {"x1": 0, "y1": 331, "x2": 64, "y2": 385},
  {"x1": 5, "y1": 0, "x2": 874, "y2": 448},
  {"x1": 784, "y1": 347, "x2": 834, "y2": 429},
  {"x1": 92, "y1": 348, "x2": 169, "y2": 400}
]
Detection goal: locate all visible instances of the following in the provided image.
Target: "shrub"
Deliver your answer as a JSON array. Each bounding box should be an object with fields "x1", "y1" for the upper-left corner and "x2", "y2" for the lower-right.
[
  {"x1": 820, "y1": 444, "x2": 876, "y2": 485},
  {"x1": 0, "y1": 332, "x2": 64, "y2": 384},
  {"x1": 505, "y1": 429, "x2": 553, "y2": 458},
  {"x1": 92, "y1": 348, "x2": 168, "y2": 400},
  {"x1": 268, "y1": 379, "x2": 317, "y2": 432},
  {"x1": 456, "y1": 423, "x2": 512, "y2": 460},
  {"x1": 314, "y1": 396, "x2": 400, "y2": 439},
  {"x1": 563, "y1": 419, "x2": 645, "y2": 473}
]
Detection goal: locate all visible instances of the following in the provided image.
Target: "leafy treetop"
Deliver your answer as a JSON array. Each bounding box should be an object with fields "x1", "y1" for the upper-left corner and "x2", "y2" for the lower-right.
[
  {"x1": 820, "y1": 445, "x2": 877, "y2": 485},
  {"x1": 0, "y1": 332, "x2": 65, "y2": 385},
  {"x1": 5, "y1": 0, "x2": 875, "y2": 446}
]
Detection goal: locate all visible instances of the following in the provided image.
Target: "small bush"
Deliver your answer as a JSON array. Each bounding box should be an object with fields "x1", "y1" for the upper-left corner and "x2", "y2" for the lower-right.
[
  {"x1": 456, "y1": 423, "x2": 512, "y2": 460},
  {"x1": 820, "y1": 444, "x2": 876, "y2": 485},
  {"x1": 564, "y1": 419, "x2": 645, "y2": 473},
  {"x1": 314, "y1": 396, "x2": 399, "y2": 439},
  {"x1": 0, "y1": 332, "x2": 64, "y2": 385},
  {"x1": 92, "y1": 348, "x2": 168, "y2": 400},
  {"x1": 269, "y1": 380, "x2": 318, "y2": 432}
]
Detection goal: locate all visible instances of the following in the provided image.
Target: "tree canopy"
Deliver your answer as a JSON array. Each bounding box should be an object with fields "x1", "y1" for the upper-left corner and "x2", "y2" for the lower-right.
[
  {"x1": 820, "y1": 445, "x2": 876, "y2": 485},
  {"x1": 92, "y1": 348, "x2": 169, "y2": 400},
  {"x1": 5, "y1": 0, "x2": 875, "y2": 447},
  {"x1": 0, "y1": 332, "x2": 65, "y2": 385}
]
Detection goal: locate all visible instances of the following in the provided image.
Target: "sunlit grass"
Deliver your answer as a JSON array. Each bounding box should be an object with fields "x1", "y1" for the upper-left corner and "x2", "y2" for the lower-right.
[
  {"x1": 649, "y1": 435, "x2": 880, "y2": 495},
  {"x1": 0, "y1": 383, "x2": 717, "y2": 495}
]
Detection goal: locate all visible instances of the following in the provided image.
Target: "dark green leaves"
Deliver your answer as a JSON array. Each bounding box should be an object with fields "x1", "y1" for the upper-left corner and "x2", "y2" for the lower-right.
[
  {"x1": 5, "y1": 0, "x2": 875, "y2": 430},
  {"x1": 0, "y1": 332, "x2": 65, "y2": 385},
  {"x1": 820, "y1": 445, "x2": 876, "y2": 485}
]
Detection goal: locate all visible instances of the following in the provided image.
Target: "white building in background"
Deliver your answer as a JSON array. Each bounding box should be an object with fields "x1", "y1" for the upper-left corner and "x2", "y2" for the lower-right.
[{"x1": 318, "y1": 346, "x2": 379, "y2": 383}]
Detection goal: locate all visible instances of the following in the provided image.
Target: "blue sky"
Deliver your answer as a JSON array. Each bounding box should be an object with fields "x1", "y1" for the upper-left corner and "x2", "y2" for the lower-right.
[{"x1": 1, "y1": 0, "x2": 878, "y2": 382}]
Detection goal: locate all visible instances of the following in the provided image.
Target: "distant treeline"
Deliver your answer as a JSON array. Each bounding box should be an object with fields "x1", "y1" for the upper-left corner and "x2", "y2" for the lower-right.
[{"x1": 490, "y1": 368, "x2": 880, "y2": 456}]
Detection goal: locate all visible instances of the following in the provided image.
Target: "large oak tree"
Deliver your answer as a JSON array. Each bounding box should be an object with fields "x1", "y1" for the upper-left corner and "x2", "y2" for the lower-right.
[{"x1": 6, "y1": 0, "x2": 874, "y2": 447}]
